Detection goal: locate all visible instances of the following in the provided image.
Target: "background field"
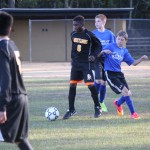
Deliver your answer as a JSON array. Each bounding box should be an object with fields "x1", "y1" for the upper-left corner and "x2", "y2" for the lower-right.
[{"x1": 0, "y1": 61, "x2": 150, "y2": 150}]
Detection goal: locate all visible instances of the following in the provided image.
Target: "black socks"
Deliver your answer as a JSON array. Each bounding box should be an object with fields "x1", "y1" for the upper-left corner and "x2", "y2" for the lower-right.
[{"x1": 17, "y1": 139, "x2": 33, "y2": 150}]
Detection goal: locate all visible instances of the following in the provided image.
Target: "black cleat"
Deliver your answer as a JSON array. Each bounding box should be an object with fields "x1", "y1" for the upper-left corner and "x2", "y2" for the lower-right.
[
  {"x1": 63, "y1": 109, "x2": 76, "y2": 119},
  {"x1": 94, "y1": 106, "x2": 102, "y2": 118}
]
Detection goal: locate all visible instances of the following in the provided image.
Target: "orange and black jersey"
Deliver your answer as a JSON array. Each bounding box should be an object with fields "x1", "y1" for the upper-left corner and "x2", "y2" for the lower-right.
[
  {"x1": 71, "y1": 29, "x2": 102, "y2": 63},
  {"x1": 0, "y1": 39, "x2": 26, "y2": 111}
]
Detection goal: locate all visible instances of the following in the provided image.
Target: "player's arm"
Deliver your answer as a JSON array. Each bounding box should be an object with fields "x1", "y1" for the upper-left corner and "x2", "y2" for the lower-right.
[
  {"x1": 100, "y1": 49, "x2": 112, "y2": 55},
  {"x1": 132, "y1": 55, "x2": 148, "y2": 66},
  {"x1": 0, "y1": 51, "x2": 11, "y2": 112},
  {"x1": 88, "y1": 32, "x2": 102, "y2": 61},
  {"x1": 0, "y1": 51, "x2": 10, "y2": 123},
  {"x1": 93, "y1": 35, "x2": 102, "y2": 57}
]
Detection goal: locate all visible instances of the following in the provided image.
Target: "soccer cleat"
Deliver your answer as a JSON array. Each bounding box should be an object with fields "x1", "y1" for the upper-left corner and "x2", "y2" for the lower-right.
[
  {"x1": 94, "y1": 106, "x2": 102, "y2": 118},
  {"x1": 131, "y1": 112, "x2": 140, "y2": 119},
  {"x1": 63, "y1": 109, "x2": 76, "y2": 119},
  {"x1": 113, "y1": 100, "x2": 123, "y2": 116},
  {"x1": 100, "y1": 102, "x2": 108, "y2": 112}
]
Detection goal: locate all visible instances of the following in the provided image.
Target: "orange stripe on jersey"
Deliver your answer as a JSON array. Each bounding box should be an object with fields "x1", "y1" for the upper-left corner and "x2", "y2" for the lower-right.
[
  {"x1": 70, "y1": 80, "x2": 83, "y2": 84},
  {"x1": 85, "y1": 82, "x2": 94, "y2": 86}
]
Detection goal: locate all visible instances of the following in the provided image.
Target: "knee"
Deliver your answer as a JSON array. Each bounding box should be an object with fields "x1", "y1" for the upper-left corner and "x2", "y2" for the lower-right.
[
  {"x1": 101, "y1": 80, "x2": 106, "y2": 85},
  {"x1": 88, "y1": 84, "x2": 94, "y2": 88},
  {"x1": 70, "y1": 83, "x2": 77, "y2": 88},
  {"x1": 122, "y1": 88, "x2": 131, "y2": 96},
  {"x1": 17, "y1": 95, "x2": 28, "y2": 108},
  {"x1": 88, "y1": 85, "x2": 98, "y2": 95},
  {"x1": 95, "y1": 80, "x2": 101, "y2": 84}
]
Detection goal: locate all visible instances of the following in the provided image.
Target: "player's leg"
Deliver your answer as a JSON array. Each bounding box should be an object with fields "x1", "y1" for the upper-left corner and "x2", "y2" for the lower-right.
[
  {"x1": 63, "y1": 69, "x2": 82, "y2": 119},
  {"x1": 94, "y1": 61, "x2": 101, "y2": 92},
  {"x1": 63, "y1": 84, "x2": 77, "y2": 119},
  {"x1": 17, "y1": 138, "x2": 33, "y2": 150},
  {"x1": 99, "y1": 68, "x2": 108, "y2": 112},
  {"x1": 121, "y1": 78, "x2": 140, "y2": 119},
  {"x1": 0, "y1": 94, "x2": 33, "y2": 149},
  {"x1": 105, "y1": 71, "x2": 124, "y2": 116},
  {"x1": 84, "y1": 70, "x2": 102, "y2": 118},
  {"x1": 68, "y1": 83, "x2": 77, "y2": 112}
]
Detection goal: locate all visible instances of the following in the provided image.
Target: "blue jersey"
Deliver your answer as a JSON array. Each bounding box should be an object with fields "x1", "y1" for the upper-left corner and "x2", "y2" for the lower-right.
[
  {"x1": 92, "y1": 29, "x2": 116, "y2": 49},
  {"x1": 103, "y1": 43, "x2": 135, "y2": 72}
]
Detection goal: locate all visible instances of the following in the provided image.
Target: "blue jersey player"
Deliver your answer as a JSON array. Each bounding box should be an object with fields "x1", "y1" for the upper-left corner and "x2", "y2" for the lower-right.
[
  {"x1": 101, "y1": 30, "x2": 148, "y2": 119},
  {"x1": 92, "y1": 14, "x2": 116, "y2": 112}
]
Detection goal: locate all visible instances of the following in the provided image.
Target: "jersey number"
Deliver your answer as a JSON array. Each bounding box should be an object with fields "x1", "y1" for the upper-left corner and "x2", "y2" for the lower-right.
[{"x1": 77, "y1": 44, "x2": 81, "y2": 52}]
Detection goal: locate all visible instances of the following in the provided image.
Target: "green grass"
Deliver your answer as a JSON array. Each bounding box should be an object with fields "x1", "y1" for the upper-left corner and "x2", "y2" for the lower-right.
[{"x1": 0, "y1": 62, "x2": 150, "y2": 150}]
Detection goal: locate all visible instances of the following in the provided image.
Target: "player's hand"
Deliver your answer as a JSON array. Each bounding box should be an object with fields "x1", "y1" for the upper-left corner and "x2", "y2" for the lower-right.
[
  {"x1": 88, "y1": 55, "x2": 95, "y2": 62},
  {"x1": 0, "y1": 111, "x2": 7, "y2": 124},
  {"x1": 103, "y1": 50, "x2": 112, "y2": 54},
  {"x1": 141, "y1": 55, "x2": 148, "y2": 60}
]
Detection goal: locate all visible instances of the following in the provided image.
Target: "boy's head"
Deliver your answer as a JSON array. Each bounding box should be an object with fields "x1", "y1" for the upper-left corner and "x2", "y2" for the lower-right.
[
  {"x1": 95, "y1": 14, "x2": 107, "y2": 29},
  {"x1": 0, "y1": 11, "x2": 13, "y2": 36},
  {"x1": 95, "y1": 14, "x2": 107, "y2": 24},
  {"x1": 117, "y1": 30, "x2": 128, "y2": 41},
  {"x1": 73, "y1": 15, "x2": 85, "y2": 32},
  {"x1": 116, "y1": 30, "x2": 128, "y2": 47}
]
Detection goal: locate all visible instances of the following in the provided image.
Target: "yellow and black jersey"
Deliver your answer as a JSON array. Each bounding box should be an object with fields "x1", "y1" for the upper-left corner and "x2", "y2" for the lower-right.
[
  {"x1": 0, "y1": 39, "x2": 26, "y2": 111},
  {"x1": 71, "y1": 29, "x2": 102, "y2": 63}
]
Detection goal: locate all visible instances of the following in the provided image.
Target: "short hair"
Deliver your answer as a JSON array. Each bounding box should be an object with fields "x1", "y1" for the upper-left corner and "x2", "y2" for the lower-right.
[
  {"x1": 73, "y1": 15, "x2": 85, "y2": 26},
  {"x1": 95, "y1": 14, "x2": 107, "y2": 24},
  {"x1": 117, "y1": 30, "x2": 128, "y2": 41},
  {"x1": 0, "y1": 11, "x2": 13, "y2": 36}
]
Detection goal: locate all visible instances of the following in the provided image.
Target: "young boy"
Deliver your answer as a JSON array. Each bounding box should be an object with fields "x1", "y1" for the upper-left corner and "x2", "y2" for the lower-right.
[
  {"x1": 92, "y1": 14, "x2": 116, "y2": 112},
  {"x1": 101, "y1": 30, "x2": 148, "y2": 119},
  {"x1": 63, "y1": 15, "x2": 102, "y2": 119},
  {"x1": 0, "y1": 11, "x2": 33, "y2": 149}
]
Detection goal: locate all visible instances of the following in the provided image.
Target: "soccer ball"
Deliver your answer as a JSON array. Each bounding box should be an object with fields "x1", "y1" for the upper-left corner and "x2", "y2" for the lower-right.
[{"x1": 45, "y1": 107, "x2": 59, "y2": 121}]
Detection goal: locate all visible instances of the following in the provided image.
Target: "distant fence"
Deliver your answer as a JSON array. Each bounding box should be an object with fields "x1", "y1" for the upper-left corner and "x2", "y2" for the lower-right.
[
  {"x1": 29, "y1": 19, "x2": 150, "y2": 62},
  {"x1": 125, "y1": 19, "x2": 150, "y2": 58}
]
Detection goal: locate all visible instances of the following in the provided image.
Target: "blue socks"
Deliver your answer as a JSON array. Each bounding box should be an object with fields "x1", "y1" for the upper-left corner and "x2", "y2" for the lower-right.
[
  {"x1": 124, "y1": 96, "x2": 135, "y2": 114},
  {"x1": 116, "y1": 96, "x2": 135, "y2": 114},
  {"x1": 99, "y1": 84, "x2": 106, "y2": 103},
  {"x1": 116, "y1": 96, "x2": 126, "y2": 106},
  {"x1": 94, "y1": 83, "x2": 106, "y2": 103}
]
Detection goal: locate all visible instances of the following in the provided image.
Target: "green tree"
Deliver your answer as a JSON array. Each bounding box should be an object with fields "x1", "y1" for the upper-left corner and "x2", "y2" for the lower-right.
[{"x1": 1, "y1": 0, "x2": 150, "y2": 18}]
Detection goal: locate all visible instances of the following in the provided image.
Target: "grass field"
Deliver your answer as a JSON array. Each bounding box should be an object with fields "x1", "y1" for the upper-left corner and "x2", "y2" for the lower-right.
[{"x1": 0, "y1": 61, "x2": 150, "y2": 150}]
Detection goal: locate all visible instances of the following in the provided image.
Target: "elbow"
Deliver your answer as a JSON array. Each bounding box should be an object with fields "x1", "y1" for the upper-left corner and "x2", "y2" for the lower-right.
[
  {"x1": 132, "y1": 60, "x2": 139, "y2": 66},
  {"x1": 132, "y1": 63, "x2": 137, "y2": 66}
]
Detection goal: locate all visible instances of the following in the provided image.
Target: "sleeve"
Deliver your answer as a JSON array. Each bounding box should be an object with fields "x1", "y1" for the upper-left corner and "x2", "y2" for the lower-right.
[
  {"x1": 0, "y1": 50, "x2": 11, "y2": 111},
  {"x1": 90, "y1": 32, "x2": 102, "y2": 57},
  {"x1": 123, "y1": 50, "x2": 135, "y2": 66},
  {"x1": 103, "y1": 44, "x2": 111, "y2": 50},
  {"x1": 102, "y1": 44, "x2": 111, "y2": 53},
  {"x1": 101, "y1": 44, "x2": 112, "y2": 58}
]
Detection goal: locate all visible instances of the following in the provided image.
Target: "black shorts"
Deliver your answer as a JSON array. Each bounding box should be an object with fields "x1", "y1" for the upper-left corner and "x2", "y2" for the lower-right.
[
  {"x1": 0, "y1": 94, "x2": 29, "y2": 143},
  {"x1": 105, "y1": 71, "x2": 129, "y2": 94},
  {"x1": 95, "y1": 61, "x2": 106, "y2": 81},
  {"x1": 70, "y1": 63, "x2": 95, "y2": 86}
]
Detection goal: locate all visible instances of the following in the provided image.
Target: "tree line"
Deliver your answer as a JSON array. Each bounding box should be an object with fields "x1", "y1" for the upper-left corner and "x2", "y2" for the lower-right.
[{"x1": 1, "y1": 0, "x2": 150, "y2": 18}]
